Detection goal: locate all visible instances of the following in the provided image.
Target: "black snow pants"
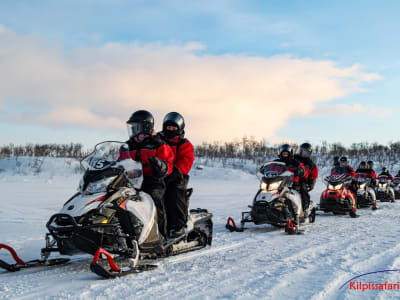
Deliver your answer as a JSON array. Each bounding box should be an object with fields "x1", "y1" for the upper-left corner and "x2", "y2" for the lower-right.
[
  {"x1": 142, "y1": 177, "x2": 167, "y2": 238},
  {"x1": 165, "y1": 166, "x2": 189, "y2": 231}
]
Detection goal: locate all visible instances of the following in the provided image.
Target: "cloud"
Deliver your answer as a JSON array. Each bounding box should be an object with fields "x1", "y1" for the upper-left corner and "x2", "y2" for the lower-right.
[
  {"x1": 312, "y1": 104, "x2": 392, "y2": 117},
  {"x1": 0, "y1": 25, "x2": 381, "y2": 143}
]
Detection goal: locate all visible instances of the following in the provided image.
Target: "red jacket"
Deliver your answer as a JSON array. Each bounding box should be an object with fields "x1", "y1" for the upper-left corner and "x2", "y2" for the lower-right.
[
  {"x1": 121, "y1": 136, "x2": 174, "y2": 177},
  {"x1": 274, "y1": 157, "x2": 307, "y2": 183},
  {"x1": 160, "y1": 135, "x2": 194, "y2": 175},
  {"x1": 294, "y1": 155, "x2": 318, "y2": 186}
]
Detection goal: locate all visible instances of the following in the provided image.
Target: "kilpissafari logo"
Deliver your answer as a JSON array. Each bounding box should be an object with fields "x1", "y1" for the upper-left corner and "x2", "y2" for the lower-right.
[{"x1": 340, "y1": 269, "x2": 400, "y2": 292}]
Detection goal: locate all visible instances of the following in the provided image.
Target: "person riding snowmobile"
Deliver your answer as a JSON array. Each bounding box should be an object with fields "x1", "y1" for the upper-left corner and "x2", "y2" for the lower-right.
[
  {"x1": 158, "y1": 112, "x2": 195, "y2": 238},
  {"x1": 356, "y1": 161, "x2": 376, "y2": 183},
  {"x1": 333, "y1": 156, "x2": 340, "y2": 167},
  {"x1": 378, "y1": 167, "x2": 394, "y2": 181},
  {"x1": 274, "y1": 144, "x2": 309, "y2": 219},
  {"x1": 331, "y1": 156, "x2": 358, "y2": 217},
  {"x1": 356, "y1": 161, "x2": 378, "y2": 209},
  {"x1": 294, "y1": 142, "x2": 318, "y2": 214},
  {"x1": 123, "y1": 110, "x2": 174, "y2": 239},
  {"x1": 366, "y1": 160, "x2": 377, "y2": 187}
]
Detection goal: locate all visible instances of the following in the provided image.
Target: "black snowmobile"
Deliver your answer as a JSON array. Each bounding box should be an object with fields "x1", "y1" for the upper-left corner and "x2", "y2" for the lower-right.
[
  {"x1": 0, "y1": 141, "x2": 213, "y2": 278},
  {"x1": 226, "y1": 162, "x2": 316, "y2": 235}
]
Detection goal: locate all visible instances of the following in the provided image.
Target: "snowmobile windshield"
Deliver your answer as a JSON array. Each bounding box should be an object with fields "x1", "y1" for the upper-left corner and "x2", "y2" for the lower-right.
[
  {"x1": 259, "y1": 162, "x2": 289, "y2": 178},
  {"x1": 378, "y1": 175, "x2": 389, "y2": 182},
  {"x1": 80, "y1": 141, "x2": 143, "y2": 190},
  {"x1": 356, "y1": 173, "x2": 369, "y2": 182}
]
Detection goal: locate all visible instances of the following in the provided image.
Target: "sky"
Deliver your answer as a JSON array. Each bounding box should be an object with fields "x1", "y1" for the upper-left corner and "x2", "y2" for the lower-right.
[{"x1": 0, "y1": 0, "x2": 399, "y2": 147}]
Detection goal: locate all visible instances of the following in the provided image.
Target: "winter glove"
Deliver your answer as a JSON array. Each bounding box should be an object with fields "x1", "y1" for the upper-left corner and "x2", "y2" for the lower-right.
[
  {"x1": 294, "y1": 166, "x2": 305, "y2": 178},
  {"x1": 148, "y1": 156, "x2": 168, "y2": 179},
  {"x1": 307, "y1": 179, "x2": 316, "y2": 191},
  {"x1": 126, "y1": 139, "x2": 136, "y2": 152}
]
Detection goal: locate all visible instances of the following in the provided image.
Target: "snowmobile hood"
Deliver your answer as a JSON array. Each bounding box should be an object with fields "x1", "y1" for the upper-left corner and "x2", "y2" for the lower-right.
[{"x1": 59, "y1": 193, "x2": 106, "y2": 217}]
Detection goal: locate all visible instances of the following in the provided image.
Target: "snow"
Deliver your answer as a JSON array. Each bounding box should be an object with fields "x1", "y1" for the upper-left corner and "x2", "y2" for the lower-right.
[{"x1": 1, "y1": 160, "x2": 400, "y2": 299}]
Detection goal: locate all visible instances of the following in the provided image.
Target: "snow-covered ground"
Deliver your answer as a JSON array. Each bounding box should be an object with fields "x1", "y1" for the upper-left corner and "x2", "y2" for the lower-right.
[{"x1": 1, "y1": 163, "x2": 400, "y2": 299}]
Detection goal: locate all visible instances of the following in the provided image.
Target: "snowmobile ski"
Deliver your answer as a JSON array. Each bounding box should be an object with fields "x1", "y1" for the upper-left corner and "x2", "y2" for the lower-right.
[
  {"x1": 0, "y1": 244, "x2": 69, "y2": 272},
  {"x1": 90, "y1": 247, "x2": 156, "y2": 279}
]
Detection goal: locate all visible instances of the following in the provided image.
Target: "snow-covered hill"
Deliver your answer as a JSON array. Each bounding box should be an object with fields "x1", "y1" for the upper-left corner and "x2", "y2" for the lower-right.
[{"x1": 1, "y1": 161, "x2": 400, "y2": 299}]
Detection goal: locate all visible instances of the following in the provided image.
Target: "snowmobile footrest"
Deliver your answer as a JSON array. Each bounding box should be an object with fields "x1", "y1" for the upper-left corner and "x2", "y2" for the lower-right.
[
  {"x1": 225, "y1": 217, "x2": 244, "y2": 232},
  {"x1": 90, "y1": 248, "x2": 156, "y2": 279}
]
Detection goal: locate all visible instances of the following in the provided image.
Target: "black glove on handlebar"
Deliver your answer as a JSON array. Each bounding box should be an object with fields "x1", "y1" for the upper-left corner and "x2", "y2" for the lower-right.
[
  {"x1": 148, "y1": 156, "x2": 168, "y2": 179},
  {"x1": 294, "y1": 166, "x2": 305, "y2": 178}
]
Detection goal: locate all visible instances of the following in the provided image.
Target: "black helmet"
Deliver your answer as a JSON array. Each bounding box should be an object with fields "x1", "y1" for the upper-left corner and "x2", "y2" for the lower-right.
[
  {"x1": 163, "y1": 112, "x2": 185, "y2": 138},
  {"x1": 333, "y1": 156, "x2": 340, "y2": 167},
  {"x1": 126, "y1": 110, "x2": 154, "y2": 138},
  {"x1": 382, "y1": 167, "x2": 389, "y2": 174},
  {"x1": 279, "y1": 144, "x2": 293, "y2": 159},
  {"x1": 358, "y1": 161, "x2": 367, "y2": 169},
  {"x1": 339, "y1": 156, "x2": 348, "y2": 167},
  {"x1": 367, "y1": 160, "x2": 374, "y2": 170},
  {"x1": 299, "y1": 142, "x2": 312, "y2": 158}
]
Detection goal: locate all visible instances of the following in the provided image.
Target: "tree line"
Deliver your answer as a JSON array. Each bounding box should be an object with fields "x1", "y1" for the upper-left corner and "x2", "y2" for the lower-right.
[
  {"x1": 0, "y1": 143, "x2": 87, "y2": 159},
  {"x1": 1, "y1": 138, "x2": 400, "y2": 170},
  {"x1": 194, "y1": 137, "x2": 400, "y2": 170}
]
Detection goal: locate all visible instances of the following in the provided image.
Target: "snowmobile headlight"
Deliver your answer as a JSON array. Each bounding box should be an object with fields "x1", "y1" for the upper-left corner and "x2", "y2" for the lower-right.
[
  {"x1": 328, "y1": 183, "x2": 342, "y2": 190},
  {"x1": 260, "y1": 182, "x2": 267, "y2": 190},
  {"x1": 86, "y1": 176, "x2": 117, "y2": 194},
  {"x1": 268, "y1": 181, "x2": 282, "y2": 191},
  {"x1": 379, "y1": 183, "x2": 387, "y2": 188},
  {"x1": 359, "y1": 183, "x2": 366, "y2": 190}
]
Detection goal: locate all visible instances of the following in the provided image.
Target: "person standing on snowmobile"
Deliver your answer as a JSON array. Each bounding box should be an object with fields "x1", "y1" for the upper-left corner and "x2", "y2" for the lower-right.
[
  {"x1": 294, "y1": 142, "x2": 318, "y2": 214},
  {"x1": 124, "y1": 110, "x2": 174, "y2": 239},
  {"x1": 158, "y1": 112, "x2": 194, "y2": 238}
]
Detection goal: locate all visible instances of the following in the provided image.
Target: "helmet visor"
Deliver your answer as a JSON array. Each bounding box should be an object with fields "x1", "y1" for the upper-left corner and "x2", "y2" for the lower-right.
[
  {"x1": 300, "y1": 148, "x2": 311, "y2": 158},
  {"x1": 127, "y1": 123, "x2": 143, "y2": 138}
]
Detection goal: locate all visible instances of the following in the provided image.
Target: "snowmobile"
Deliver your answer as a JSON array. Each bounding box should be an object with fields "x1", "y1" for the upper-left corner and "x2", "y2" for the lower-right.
[
  {"x1": 375, "y1": 175, "x2": 395, "y2": 202},
  {"x1": 226, "y1": 161, "x2": 316, "y2": 235},
  {"x1": 355, "y1": 173, "x2": 376, "y2": 209},
  {"x1": 319, "y1": 174, "x2": 358, "y2": 216},
  {"x1": 0, "y1": 141, "x2": 213, "y2": 278},
  {"x1": 393, "y1": 177, "x2": 400, "y2": 199}
]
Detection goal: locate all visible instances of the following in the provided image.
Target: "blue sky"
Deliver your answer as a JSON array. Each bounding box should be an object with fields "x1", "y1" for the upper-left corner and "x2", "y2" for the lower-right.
[{"x1": 0, "y1": 0, "x2": 399, "y2": 147}]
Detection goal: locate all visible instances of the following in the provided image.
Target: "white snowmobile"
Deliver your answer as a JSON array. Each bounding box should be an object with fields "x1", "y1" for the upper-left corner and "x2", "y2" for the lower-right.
[
  {"x1": 226, "y1": 162, "x2": 316, "y2": 235},
  {"x1": 0, "y1": 141, "x2": 213, "y2": 278}
]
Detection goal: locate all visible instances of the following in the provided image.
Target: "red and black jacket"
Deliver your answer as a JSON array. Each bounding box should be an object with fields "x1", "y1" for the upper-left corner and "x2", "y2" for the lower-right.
[
  {"x1": 294, "y1": 155, "x2": 318, "y2": 189},
  {"x1": 122, "y1": 135, "x2": 174, "y2": 178},
  {"x1": 158, "y1": 133, "x2": 194, "y2": 176},
  {"x1": 331, "y1": 166, "x2": 356, "y2": 179},
  {"x1": 274, "y1": 157, "x2": 308, "y2": 183},
  {"x1": 356, "y1": 168, "x2": 377, "y2": 185},
  {"x1": 378, "y1": 172, "x2": 394, "y2": 181}
]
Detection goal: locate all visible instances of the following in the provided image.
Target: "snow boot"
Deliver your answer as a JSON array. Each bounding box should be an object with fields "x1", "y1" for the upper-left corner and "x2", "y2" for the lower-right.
[{"x1": 350, "y1": 208, "x2": 360, "y2": 218}]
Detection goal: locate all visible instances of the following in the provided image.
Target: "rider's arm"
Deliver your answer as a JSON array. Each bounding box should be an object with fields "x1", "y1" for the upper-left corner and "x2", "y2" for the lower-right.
[{"x1": 175, "y1": 141, "x2": 195, "y2": 175}]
